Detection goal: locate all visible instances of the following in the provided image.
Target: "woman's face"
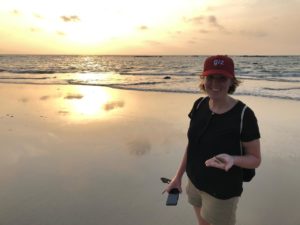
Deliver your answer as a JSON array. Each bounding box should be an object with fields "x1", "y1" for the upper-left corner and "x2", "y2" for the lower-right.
[{"x1": 203, "y1": 74, "x2": 232, "y2": 100}]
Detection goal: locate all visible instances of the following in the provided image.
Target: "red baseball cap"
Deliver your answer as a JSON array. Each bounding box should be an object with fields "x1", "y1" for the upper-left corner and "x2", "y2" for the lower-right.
[{"x1": 202, "y1": 55, "x2": 235, "y2": 78}]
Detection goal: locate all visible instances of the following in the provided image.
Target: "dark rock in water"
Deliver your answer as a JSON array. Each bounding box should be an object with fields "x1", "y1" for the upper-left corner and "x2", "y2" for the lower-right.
[{"x1": 163, "y1": 76, "x2": 171, "y2": 79}]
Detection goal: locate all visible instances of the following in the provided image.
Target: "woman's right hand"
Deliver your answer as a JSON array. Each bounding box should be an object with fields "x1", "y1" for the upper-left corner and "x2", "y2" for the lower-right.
[{"x1": 162, "y1": 177, "x2": 182, "y2": 194}]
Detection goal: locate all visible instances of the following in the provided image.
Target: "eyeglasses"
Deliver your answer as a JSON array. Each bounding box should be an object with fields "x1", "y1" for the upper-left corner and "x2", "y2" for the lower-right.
[{"x1": 205, "y1": 75, "x2": 229, "y2": 82}]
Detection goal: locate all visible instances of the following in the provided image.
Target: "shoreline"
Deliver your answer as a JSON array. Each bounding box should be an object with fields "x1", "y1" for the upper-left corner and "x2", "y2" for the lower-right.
[{"x1": 1, "y1": 81, "x2": 299, "y2": 102}]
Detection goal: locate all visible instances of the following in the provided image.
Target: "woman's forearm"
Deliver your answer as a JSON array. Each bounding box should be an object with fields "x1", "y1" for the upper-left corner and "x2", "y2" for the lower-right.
[
  {"x1": 206, "y1": 139, "x2": 261, "y2": 171},
  {"x1": 174, "y1": 145, "x2": 188, "y2": 180},
  {"x1": 233, "y1": 154, "x2": 261, "y2": 169},
  {"x1": 235, "y1": 139, "x2": 261, "y2": 169}
]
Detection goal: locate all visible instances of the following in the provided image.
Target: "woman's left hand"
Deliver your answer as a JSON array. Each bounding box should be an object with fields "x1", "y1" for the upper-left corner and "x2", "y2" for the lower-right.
[{"x1": 205, "y1": 154, "x2": 234, "y2": 171}]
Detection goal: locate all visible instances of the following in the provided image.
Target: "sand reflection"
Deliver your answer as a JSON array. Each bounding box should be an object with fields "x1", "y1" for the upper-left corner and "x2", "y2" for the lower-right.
[
  {"x1": 127, "y1": 139, "x2": 151, "y2": 156},
  {"x1": 103, "y1": 101, "x2": 125, "y2": 111},
  {"x1": 2, "y1": 84, "x2": 300, "y2": 225},
  {"x1": 59, "y1": 86, "x2": 124, "y2": 121},
  {"x1": 64, "y1": 94, "x2": 84, "y2": 99}
]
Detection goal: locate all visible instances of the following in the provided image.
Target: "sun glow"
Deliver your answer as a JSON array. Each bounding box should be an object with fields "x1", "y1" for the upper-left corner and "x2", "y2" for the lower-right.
[
  {"x1": 1, "y1": 0, "x2": 299, "y2": 54},
  {"x1": 1, "y1": 0, "x2": 200, "y2": 53},
  {"x1": 71, "y1": 87, "x2": 109, "y2": 115},
  {"x1": 60, "y1": 85, "x2": 113, "y2": 121}
]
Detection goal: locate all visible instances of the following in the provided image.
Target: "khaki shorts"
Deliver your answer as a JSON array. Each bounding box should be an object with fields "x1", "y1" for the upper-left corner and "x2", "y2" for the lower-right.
[{"x1": 186, "y1": 179, "x2": 239, "y2": 225}]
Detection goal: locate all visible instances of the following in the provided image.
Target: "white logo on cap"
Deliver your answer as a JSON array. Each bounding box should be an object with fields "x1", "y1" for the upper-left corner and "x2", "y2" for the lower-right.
[{"x1": 213, "y1": 59, "x2": 224, "y2": 66}]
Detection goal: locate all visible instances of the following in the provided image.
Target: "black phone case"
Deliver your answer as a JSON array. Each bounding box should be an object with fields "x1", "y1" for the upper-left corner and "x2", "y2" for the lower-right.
[{"x1": 166, "y1": 188, "x2": 179, "y2": 206}]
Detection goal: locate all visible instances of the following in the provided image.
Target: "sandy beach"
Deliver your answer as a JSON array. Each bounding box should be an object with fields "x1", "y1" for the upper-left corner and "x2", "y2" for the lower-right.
[{"x1": 0, "y1": 83, "x2": 299, "y2": 225}]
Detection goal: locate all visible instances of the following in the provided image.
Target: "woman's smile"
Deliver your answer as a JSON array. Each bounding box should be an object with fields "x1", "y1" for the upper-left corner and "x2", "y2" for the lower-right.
[{"x1": 204, "y1": 75, "x2": 232, "y2": 99}]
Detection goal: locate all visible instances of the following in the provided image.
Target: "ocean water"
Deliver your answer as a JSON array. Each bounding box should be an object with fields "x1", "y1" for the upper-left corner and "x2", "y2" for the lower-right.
[{"x1": 0, "y1": 55, "x2": 299, "y2": 100}]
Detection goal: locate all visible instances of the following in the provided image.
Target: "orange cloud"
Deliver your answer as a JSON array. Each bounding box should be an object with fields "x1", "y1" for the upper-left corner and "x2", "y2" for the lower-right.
[
  {"x1": 60, "y1": 15, "x2": 80, "y2": 22},
  {"x1": 11, "y1": 9, "x2": 20, "y2": 15},
  {"x1": 138, "y1": 25, "x2": 149, "y2": 31}
]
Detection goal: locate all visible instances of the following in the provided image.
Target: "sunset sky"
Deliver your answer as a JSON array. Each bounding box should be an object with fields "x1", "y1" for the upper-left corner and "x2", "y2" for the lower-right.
[{"x1": 0, "y1": 0, "x2": 299, "y2": 55}]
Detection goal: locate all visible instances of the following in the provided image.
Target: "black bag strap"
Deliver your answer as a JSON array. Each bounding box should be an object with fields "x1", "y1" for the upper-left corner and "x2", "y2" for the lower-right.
[
  {"x1": 189, "y1": 97, "x2": 207, "y2": 119},
  {"x1": 240, "y1": 105, "x2": 248, "y2": 155},
  {"x1": 196, "y1": 97, "x2": 207, "y2": 110},
  {"x1": 191, "y1": 97, "x2": 213, "y2": 141}
]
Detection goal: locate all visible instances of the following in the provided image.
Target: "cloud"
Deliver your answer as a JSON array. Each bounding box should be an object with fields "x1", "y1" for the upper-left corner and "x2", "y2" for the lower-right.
[
  {"x1": 60, "y1": 15, "x2": 80, "y2": 22},
  {"x1": 238, "y1": 30, "x2": 268, "y2": 38},
  {"x1": 184, "y1": 15, "x2": 238, "y2": 37},
  {"x1": 138, "y1": 25, "x2": 149, "y2": 31},
  {"x1": 56, "y1": 31, "x2": 65, "y2": 36},
  {"x1": 32, "y1": 13, "x2": 43, "y2": 19},
  {"x1": 11, "y1": 10, "x2": 20, "y2": 15},
  {"x1": 188, "y1": 40, "x2": 197, "y2": 45},
  {"x1": 184, "y1": 15, "x2": 225, "y2": 31},
  {"x1": 206, "y1": 6, "x2": 217, "y2": 11},
  {"x1": 145, "y1": 40, "x2": 162, "y2": 45},
  {"x1": 185, "y1": 15, "x2": 267, "y2": 38},
  {"x1": 183, "y1": 16, "x2": 205, "y2": 24},
  {"x1": 207, "y1": 15, "x2": 224, "y2": 30},
  {"x1": 29, "y1": 27, "x2": 41, "y2": 32},
  {"x1": 167, "y1": 30, "x2": 183, "y2": 38},
  {"x1": 199, "y1": 29, "x2": 210, "y2": 34}
]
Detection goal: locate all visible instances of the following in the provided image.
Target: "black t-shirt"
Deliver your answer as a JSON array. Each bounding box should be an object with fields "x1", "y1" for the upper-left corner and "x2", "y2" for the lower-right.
[{"x1": 186, "y1": 97, "x2": 260, "y2": 199}]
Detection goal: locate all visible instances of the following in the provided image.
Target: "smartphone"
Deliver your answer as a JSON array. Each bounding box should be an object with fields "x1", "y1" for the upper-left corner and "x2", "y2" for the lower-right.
[{"x1": 166, "y1": 188, "x2": 180, "y2": 206}]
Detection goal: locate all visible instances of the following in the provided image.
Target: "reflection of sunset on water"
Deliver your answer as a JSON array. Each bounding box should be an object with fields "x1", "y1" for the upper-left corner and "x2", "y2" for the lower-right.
[
  {"x1": 1, "y1": 83, "x2": 299, "y2": 225},
  {"x1": 58, "y1": 85, "x2": 124, "y2": 122}
]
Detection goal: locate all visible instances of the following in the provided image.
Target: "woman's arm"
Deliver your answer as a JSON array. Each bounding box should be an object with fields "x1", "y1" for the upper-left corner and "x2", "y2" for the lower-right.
[
  {"x1": 162, "y1": 145, "x2": 188, "y2": 193},
  {"x1": 236, "y1": 139, "x2": 261, "y2": 168},
  {"x1": 205, "y1": 139, "x2": 261, "y2": 171}
]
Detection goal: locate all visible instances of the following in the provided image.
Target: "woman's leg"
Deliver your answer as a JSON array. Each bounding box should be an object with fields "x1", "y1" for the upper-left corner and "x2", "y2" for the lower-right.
[{"x1": 193, "y1": 206, "x2": 210, "y2": 225}]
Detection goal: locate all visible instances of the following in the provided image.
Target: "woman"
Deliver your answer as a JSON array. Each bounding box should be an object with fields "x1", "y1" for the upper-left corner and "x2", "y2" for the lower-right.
[{"x1": 163, "y1": 55, "x2": 261, "y2": 225}]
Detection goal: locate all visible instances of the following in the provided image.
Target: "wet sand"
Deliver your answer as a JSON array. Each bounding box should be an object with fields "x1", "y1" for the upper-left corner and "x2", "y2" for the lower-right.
[{"x1": 0, "y1": 83, "x2": 299, "y2": 225}]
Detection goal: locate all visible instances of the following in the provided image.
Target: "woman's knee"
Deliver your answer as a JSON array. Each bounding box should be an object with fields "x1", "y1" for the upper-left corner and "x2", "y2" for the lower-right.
[{"x1": 193, "y1": 206, "x2": 210, "y2": 225}]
